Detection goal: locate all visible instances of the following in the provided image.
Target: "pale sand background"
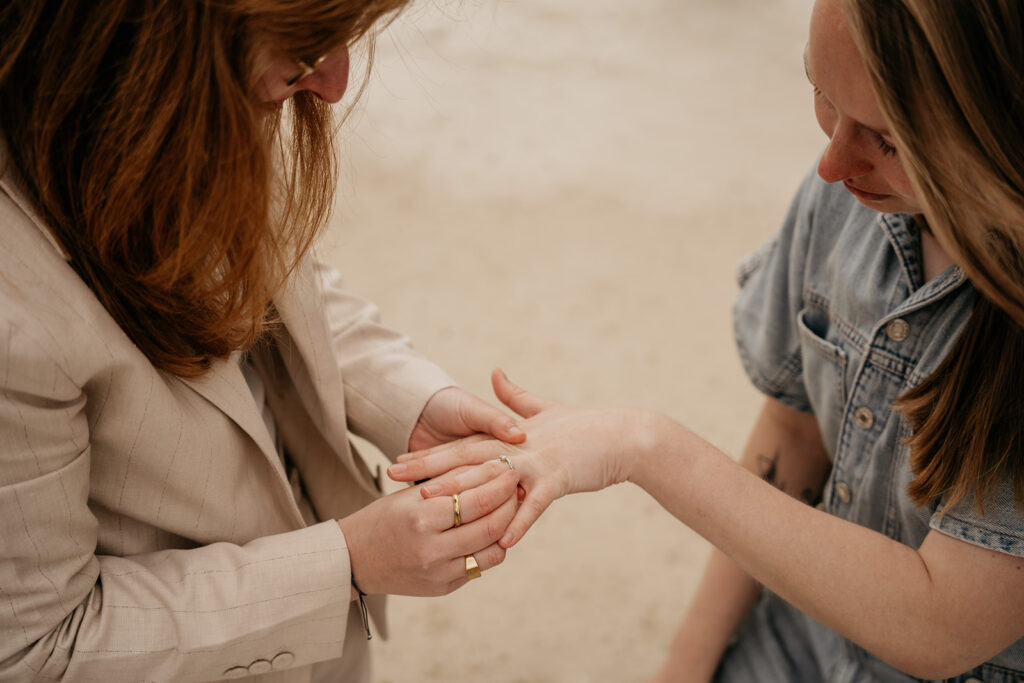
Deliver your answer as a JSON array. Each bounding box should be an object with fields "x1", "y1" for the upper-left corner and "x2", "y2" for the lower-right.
[{"x1": 323, "y1": 1, "x2": 822, "y2": 680}]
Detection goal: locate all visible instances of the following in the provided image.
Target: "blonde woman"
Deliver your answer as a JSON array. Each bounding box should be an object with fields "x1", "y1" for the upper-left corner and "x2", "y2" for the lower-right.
[
  {"x1": 0, "y1": 2, "x2": 524, "y2": 681},
  {"x1": 392, "y1": 0, "x2": 1024, "y2": 679}
]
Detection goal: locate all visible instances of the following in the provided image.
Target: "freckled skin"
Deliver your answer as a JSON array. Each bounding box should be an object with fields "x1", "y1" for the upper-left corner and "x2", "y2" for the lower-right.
[{"x1": 806, "y1": 0, "x2": 921, "y2": 214}]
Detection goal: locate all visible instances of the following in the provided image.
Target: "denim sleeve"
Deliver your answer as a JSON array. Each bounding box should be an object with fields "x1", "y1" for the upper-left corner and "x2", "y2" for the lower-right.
[
  {"x1": 930, "y1": 477, "x2": 1024, "y2": 558},
  {"x1": 732, "y1": 170, "x2": 821, "y2": 413}
]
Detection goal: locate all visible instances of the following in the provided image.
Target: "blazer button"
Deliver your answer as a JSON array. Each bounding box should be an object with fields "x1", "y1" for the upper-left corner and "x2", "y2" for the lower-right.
[
  {"x1": 223, "y1": 666, "x2": 249, "y2": 678},
  {"x1": 834, "y1": 481, "x2": 852, "y2": 504},
  {"x1": 249, "y1": 659, "x2": 273, "y2": 675},
  {"x1": 854, "y1": 406, "x2": 875, "y2": 430},
  {"x1": 272, "y1": 652, "x2": 296, "y2": 669},
  {"x1": 886, "y1": 318, "x2": 910, "y2": 341}
]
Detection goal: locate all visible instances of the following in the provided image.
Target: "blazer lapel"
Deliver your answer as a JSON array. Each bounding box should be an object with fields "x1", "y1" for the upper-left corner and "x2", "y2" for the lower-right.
[
  {"x1": 271, "y1": 262, "x2": 376, "y2": 493},
  {"x1": 178, "y1": 355, "x2": 291, "y2": 487}
]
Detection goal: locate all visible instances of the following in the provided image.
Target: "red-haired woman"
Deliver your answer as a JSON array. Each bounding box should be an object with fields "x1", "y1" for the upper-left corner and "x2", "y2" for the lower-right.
[{"x1": 0, "y1": 2, "x2": 521, "y2": 681}]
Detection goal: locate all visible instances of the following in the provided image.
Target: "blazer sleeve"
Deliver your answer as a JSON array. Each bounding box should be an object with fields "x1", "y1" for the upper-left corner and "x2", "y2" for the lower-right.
[
  {"x1": 314, "y1": 260, "x2": 456, "y2": 458},
  {"x1": 0, "y1": 320, "x2": 355, "y2": 681}
]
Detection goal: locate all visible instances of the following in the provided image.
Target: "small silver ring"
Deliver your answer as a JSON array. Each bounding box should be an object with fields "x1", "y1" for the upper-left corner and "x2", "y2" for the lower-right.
[{"x1": 499, "y1": 455, "x2": 515, "y2": 471}]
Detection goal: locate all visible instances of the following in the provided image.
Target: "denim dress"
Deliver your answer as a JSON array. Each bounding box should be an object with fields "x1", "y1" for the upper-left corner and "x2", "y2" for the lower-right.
[{"x1": 717, "y1": 168, "x2": 1024, "y2": 682}]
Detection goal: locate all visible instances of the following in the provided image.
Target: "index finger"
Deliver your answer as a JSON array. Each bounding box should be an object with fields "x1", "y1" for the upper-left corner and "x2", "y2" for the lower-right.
[
  {"x1": 389, "y1": 438, "x2": 509, "y2": 483},
  {"x1": 418, "y1": 459, "x2": 511, "y2": 500},
  {"x1": 417, "y1": 459, "x2": 509, "y2": 499},
  {"x1": 396, "y1": 432, "x2": 492, "y2": 463}
]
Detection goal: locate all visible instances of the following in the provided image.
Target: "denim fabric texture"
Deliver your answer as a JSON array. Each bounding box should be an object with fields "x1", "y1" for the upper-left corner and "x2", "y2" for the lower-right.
[{"x1": 724, "y1": 167, "x2": 1024, "y2": 681}]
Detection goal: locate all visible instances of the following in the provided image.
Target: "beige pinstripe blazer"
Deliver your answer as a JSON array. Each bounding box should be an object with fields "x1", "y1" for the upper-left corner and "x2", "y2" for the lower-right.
[{"x1": 0, "y1": 159, "x2": 455, "y2": 681}]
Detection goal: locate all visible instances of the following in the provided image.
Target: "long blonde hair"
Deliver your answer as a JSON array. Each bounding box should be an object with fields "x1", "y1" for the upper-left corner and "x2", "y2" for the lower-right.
[
  {"x1": 846, "y1": 0, "x2": 1024, "y2": 511},
  {"x1": 0, "y1": 0, "x2": 407, "y2": 377}
]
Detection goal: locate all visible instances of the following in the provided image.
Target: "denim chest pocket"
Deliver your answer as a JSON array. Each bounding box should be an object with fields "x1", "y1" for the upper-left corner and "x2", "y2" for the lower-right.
[{"x1": 796, "y1": 306, "x2": 849, "y2": 427}]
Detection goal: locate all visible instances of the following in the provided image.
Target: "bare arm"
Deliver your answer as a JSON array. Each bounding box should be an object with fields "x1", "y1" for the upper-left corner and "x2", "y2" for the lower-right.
[
  {"x1": 635, "y1": 413, "x2": 1024, "y2": 679},
  {"x1": 394, "y1": 371, "x2": 1024, "y2": 679},
  {"x1": 651, "y1": 397, "x2": 830, "y2": 683}
]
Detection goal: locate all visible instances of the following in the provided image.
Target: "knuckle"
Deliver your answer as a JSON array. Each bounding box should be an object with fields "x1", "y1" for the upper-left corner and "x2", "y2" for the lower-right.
[
  {"x1": 485, "y1": 513, "x2": 506, "y2": 541},
  {"x1": 410, "y1": 511, "x2": 434, "y2": 536},
  {"x1": 411, "y1": 548, "x2": 435, "y2": 573},
  {"x1": 473, "y1": 487, "x2": 496, "y2": 514}
]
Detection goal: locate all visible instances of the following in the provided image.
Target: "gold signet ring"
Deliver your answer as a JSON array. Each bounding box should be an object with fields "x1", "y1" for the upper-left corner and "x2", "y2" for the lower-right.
[{"x1": 465, "y1": 554, "x2": 482, "y2": 580}]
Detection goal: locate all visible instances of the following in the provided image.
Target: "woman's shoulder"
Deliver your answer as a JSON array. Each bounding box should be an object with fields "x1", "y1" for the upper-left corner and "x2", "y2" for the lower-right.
[{"x1": 0, "y1": 177, "x2": 134, "y2": 387}]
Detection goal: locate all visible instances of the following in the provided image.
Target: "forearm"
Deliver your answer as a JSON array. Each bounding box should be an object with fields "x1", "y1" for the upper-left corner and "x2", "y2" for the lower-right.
[
  {"x1": 632, "y1": 417, "x2": 979, "y2": 678},
  {"x1": 657, "y1": 398, "x2": 827, "y2": 680},
  {"x1": 3, "y1": 522, "x2": 353, "y2": 682},
  {"x1": 388, "y1": 381, "x2": 1021, "y2": 676}
]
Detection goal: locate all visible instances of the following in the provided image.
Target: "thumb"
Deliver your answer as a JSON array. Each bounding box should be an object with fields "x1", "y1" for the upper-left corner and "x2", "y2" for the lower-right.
[
  {"x1": 460, "y1": 393, "x2": 526, "y2": 444},
  {"x1": 491, "y1": 368, "x2": 552, "y2": 419}
]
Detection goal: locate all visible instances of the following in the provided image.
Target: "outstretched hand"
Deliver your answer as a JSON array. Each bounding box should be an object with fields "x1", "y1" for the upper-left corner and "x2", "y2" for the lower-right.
[
  {"x1": 389, "y1": 369, "x2": 652, "y2": 549},
  {"x1": 408, "y1": 385, "x2": 526, "y2": 452}
]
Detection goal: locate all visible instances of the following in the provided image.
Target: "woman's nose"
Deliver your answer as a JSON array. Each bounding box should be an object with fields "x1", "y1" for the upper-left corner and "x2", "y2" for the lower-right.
[
  {"x1": 303, "y1": 47, "x2": 350, "y2": 104},
  {"x1": 817, "y1": 120, "x2": 872, "y2": 183}
]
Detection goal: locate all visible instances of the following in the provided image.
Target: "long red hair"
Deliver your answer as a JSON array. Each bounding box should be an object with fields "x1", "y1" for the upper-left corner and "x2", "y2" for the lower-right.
[{"x1": 0, "y1": 0, "x2": 407, "y2": 376}]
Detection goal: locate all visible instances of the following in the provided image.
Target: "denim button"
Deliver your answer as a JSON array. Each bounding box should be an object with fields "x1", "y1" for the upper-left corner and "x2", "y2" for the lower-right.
[
  {"x1": 886, "y1": 318, "x2": 910, "y2": 341},
  {"x1": 854, "y1": 406, "x2": 875, "y2": 429},
  {"x1": 223, "y1": 667, "x2": 248, "y2": 679},
  {"x1": 272, "y1": 652, "x2": 296, "y2": 669},
  {"x1": 835, "y1": 481, "x2": 852, "y2": 504},
  {"x1": 249, "y1": 659, "x2": 273, "y2": 674}
]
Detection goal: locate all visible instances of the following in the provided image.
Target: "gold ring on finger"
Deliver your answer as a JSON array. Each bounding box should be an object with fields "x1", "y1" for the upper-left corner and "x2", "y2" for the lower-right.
[
  {"x1": 499, "y1": 455, "x2": 515, "y2": 471},
  {"x1": 452, "y1": 493, "x2": 462, "y2": 528},
  {"x1": 465, "y1": 554, "x2": 482, "y2": 580}
]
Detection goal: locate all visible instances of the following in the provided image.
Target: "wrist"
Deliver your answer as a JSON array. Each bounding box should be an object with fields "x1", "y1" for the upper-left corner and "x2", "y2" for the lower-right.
[
  {"x1": 337, "y1": 516, "x2": 369, "y2": 594},
  {"x1": 338, "y1": 518, "x2": 374, "y2": 640},
  {"x1": 626, "y1": 411, "x2": 691, "y2": 490}
]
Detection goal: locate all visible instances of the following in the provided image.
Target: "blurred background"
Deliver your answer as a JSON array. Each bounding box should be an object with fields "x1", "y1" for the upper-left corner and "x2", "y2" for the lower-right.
[{"x1": 323, "y1": 0, "x2": 821, "y2": 680}]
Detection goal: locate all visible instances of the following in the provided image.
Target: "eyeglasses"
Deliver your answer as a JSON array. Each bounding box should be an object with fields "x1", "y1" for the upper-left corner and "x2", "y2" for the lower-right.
[{"x1": 285, "y1": 55, "x2": 326, "y2": 87}]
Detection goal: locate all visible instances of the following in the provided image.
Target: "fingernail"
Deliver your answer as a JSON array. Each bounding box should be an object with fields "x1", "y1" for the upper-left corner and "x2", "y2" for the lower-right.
[
  {"x1": 508, "y1": 425, "x2": 524, "y2": 437},
  {"x1": 396, "y1": 453, "x2": 410, "y2": 463},
  {"x1": 389, "y1": 463, "x2": 407, "y2": 476},
  {"x1": 500, "y1": 531, "x2": 514, "y2": 546},
  {"x1": 422, "y1": 484, "x2": 442, "y2": 497}
]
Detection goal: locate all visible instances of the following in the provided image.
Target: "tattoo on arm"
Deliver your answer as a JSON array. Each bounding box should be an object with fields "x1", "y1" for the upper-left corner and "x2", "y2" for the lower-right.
[{"x1": 757, "y1": 450, "x2": 783, "y2": 489}]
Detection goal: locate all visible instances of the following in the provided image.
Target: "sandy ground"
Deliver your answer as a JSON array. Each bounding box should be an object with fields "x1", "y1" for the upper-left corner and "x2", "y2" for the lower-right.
[{"x1": 323, "y1": 1, "x2": 823, "y2": 680}]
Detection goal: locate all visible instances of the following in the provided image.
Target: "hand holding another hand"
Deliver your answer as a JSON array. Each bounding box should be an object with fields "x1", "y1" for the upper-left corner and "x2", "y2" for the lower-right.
[
  {"x1": 389, "y1": 369, "x2": 658, "y2": 549},
  {"x1": 338, "y1": 462, "x2": 520, "y2": 597}
]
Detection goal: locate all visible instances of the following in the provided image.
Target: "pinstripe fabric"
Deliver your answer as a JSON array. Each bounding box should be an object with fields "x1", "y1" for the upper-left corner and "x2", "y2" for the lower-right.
[{"x1": 0, "y1": 161, "x2": 455, "y2": 681}]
